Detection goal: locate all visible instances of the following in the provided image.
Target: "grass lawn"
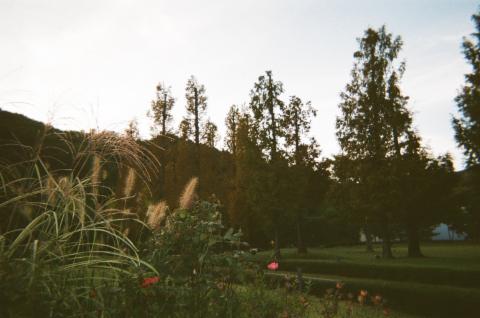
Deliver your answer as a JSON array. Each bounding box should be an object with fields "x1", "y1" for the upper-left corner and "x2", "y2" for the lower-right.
[
  {"x1": 259, "y1": 242, "x2": 480, "y2": 270},
  {"x1": 256, "y1": 242, "x2": 480, "y2": 287},
  {"x1": 256, "y1": 242, "x2": 480, "y2": 317}
]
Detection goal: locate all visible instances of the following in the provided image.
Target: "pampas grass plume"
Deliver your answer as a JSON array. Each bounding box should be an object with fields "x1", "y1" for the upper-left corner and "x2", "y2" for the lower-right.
[
  {"x1": 179, "y1": 177, "x2": 198, "y2": 210},
  {"x1": 147, "y1": 201, "x2": 168, "y2": 230}
]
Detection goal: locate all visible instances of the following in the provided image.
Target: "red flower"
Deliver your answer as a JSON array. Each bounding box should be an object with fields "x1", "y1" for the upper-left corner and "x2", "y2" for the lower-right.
[
  {"x1": 267, "y1": 261, "x2": 279, "y2": 271},
  {"x1": 141, "y1": 276, "x2": 160, "y2": 288}
]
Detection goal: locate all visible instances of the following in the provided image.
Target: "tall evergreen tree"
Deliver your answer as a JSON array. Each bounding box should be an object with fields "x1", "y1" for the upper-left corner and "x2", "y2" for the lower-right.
[
  {"x1": 250, "y1": 71, "x2": 284, "y2": 161},
  {"x1": 228, "y1": 112, "x2": 267, "y2": 244},
  {"x1": 453, "y1": 10, "x2": 480, "y2": 240},
  {"x1": 249, "y1": 70, "x2": 286, "y2": 258},
  {"x1": 148, "y1": 83, "x2": 175, "y2": 198},
  {"x1": 336, "y1": 26, "x2": 414, "y2": 258},
  {"x1": 184, "y1": 75, "x2": 208, "y2": 175},
  {"x1": 283, "y1": 95, "x2": 319, "y2": 253}
]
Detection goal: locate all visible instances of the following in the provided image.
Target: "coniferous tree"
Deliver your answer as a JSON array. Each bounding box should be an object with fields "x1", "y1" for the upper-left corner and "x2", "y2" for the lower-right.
[
  {"x1": 184, "y1": 76, "x2": 208, "y2": 145},
  {"x1": 148, "y1": 83, "x2": 175, "y2": 198},
  {"x1": 283, "y1": 95, "x2": 319, "y2": 254},
  {"x1": 250, "y1": 71, "x2": 284, "y2": 161},
  {"x1": 384, "y1": 55, "x2": 431, "y2": 257},
  {"x1": 454, "y1": 11, "x2": 480, "y2": 167},
  {"x1": 229, "y1": 111, "x2": 267, "y2": 245},
  {"x1": 453, "y1": 10, "x2": 480, "y2": 239},
  {"x1": 249, "y1": 70, "x2": 286, "y2": 258},
  {"x1": 336, "y1": 26, "x2": 414, "y2": 258},
  {"x1": 184, "y1": 76, "x2": 208, "y2": 176}
]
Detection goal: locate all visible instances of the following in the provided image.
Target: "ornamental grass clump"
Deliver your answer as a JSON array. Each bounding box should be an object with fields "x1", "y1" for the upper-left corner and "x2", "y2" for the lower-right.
[{"x1": 0, "y1": 128, "x2": 159, "y2": 317}]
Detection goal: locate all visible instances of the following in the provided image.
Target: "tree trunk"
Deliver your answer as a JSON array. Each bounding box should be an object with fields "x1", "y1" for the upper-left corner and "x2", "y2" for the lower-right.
[
  {"x1": 381, "y1": 218, "x2": 393, "y2": 259},
  {"x1": 296, "y1": 218, "x2": 307, "y2": 254},
  {"x1": 382, "y1": 237, "x2": 393, "y2": 258},
  {"x1": 364, "y1": 224, "x2": 374, "y2": 252},
  {"x1": 407, "y1": 222, "x2": 423, "y2": 257}
]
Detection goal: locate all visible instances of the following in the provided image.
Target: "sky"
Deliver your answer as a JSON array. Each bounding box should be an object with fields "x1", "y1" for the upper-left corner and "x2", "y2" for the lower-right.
[{"x1": 0, "y1": 0, "x2": 478, "y2": 170}]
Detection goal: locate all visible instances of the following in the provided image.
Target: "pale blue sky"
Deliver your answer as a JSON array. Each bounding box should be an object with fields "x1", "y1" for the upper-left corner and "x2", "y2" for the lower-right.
[{"x1": 0, "y1": 0, "x2": 477, "y2": 169}]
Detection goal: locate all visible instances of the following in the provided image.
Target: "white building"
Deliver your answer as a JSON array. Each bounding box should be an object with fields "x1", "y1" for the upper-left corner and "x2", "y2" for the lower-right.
[{"x1": 432, "y1": 223, "x2": 466, "y2": 241}]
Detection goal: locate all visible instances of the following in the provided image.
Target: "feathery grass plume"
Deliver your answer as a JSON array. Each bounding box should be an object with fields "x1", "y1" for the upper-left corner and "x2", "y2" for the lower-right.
[
  {"x1": 123, "y1": 167, "x2": 136, "y2": 197},
  {"x1": 81, "y1": 130, "x2": 161, "y2": 194},
  {"x1": 179, "y1": 177, "x2": 198, "y2": 210},
  {"x1": 147, "y1": 201, "x2": 168, "y2": 230}
]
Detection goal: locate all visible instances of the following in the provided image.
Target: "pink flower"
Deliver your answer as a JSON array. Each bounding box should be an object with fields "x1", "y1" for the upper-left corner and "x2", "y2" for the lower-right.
[
  {"x1": 267, "y1": 261, "x2": 279, "y2": 271},
  {"x1": 141, "y1": 276, "x2": 160, "y2": 288}
]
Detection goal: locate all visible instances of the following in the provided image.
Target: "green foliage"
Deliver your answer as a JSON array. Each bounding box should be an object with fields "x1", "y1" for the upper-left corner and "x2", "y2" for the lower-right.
[
  {"x1": 141, "y1": 201, "x2": 248, "y2": 317},
  {"x1": 453, "y1": 10, "x2": 480, "y2": 241},
  {"x1": 453, "y1": 11, "x2": 480, "y2": 167},
  {"x1": 333, "y1": 25, "x2": 460, "y2": 257},
  {"x1": 237, "y1": 275, "x2": 311, "y2": 318},
  {"x1": 335, "y1": 25, "x2": 414, "y2": 258},
  {"x1": 249, "y1": 70, "x2": 284, "y2": 161}
]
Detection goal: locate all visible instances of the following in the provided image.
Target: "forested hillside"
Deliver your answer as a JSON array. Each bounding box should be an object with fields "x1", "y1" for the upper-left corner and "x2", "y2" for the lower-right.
[{"x1": 0, "y1": 108, "x2": 340, "y2": 249}]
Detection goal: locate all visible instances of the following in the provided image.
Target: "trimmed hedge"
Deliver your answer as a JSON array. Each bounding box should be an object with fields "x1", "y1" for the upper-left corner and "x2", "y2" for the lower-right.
[{"x1": 277, "y1": 259, "x2": 480, "y2": 289}]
